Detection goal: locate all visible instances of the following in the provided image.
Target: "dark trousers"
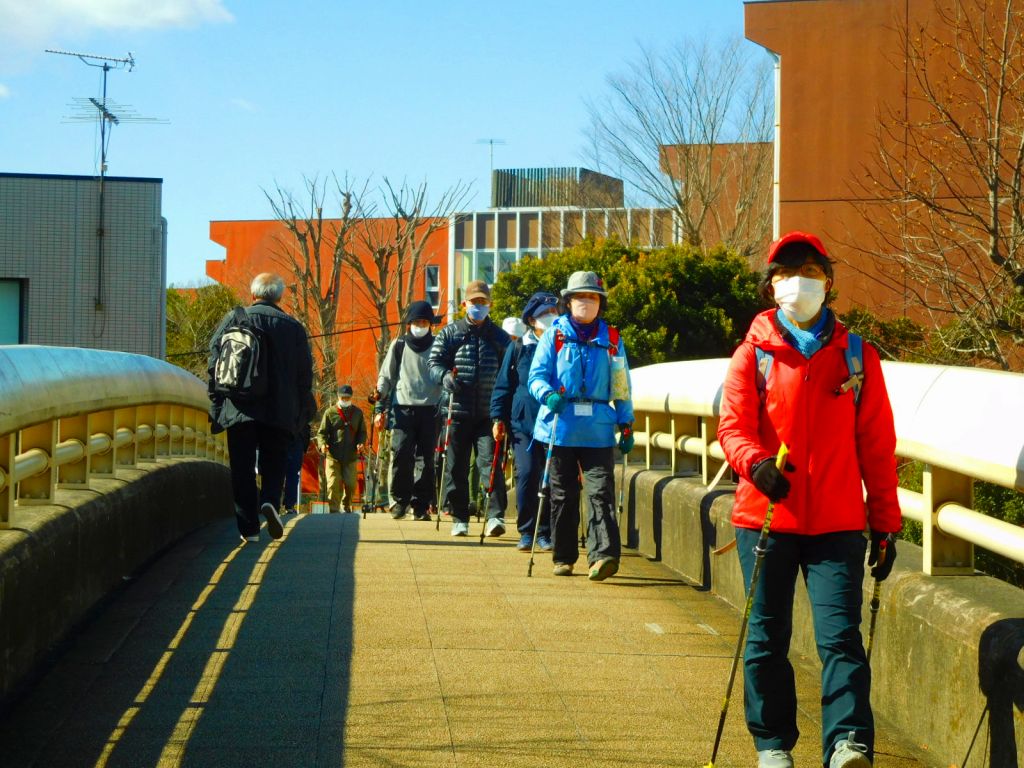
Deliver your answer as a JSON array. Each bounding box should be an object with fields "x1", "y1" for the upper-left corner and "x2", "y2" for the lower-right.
[
  {"x1": 389, "y1": 405, "x2": 437, "y2": 514},
  {"x1": 282, "y1": 440, "x2": 305, "y2": 509},
  {"x1": 445, "y1": 415, "x2": 506, "y2": 523},
  {"x1": 512, "y1": 431, "x2": 550, "y2": 538},
  {"x1": 735, "y1": 527, "x2": 873, "y2": 765},
  {"x1": 227, "y1": 421, "x2": 289, "y2": 537},
  {"x1": 548, "y1": 445, "x2": 619, "y2": 566}
]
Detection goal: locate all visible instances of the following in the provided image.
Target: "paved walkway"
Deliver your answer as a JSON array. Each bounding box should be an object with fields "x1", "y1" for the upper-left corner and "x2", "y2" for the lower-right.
[{"x1": 0, "y1": 513, "x2": 925, "y2": 768}]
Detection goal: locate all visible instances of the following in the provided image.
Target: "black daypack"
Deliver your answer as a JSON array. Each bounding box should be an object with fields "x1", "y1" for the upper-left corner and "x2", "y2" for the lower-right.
[{"x1": 213, "y1": 307, "x2": 269, "y2": 400}]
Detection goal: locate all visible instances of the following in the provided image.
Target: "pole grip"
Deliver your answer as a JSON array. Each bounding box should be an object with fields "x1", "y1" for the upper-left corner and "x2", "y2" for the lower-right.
[{"x1": 774, "y1": 442, "x2": 789, "y2": 470}]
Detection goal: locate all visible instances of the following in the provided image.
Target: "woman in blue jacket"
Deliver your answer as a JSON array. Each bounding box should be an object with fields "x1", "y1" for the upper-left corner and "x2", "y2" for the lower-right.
[
  {"x1": 528, "y1": 271, "x2": 634, "y2": 580},
  {"x1": 490, "y1": 291, "x2": 560, "y2": 552}
]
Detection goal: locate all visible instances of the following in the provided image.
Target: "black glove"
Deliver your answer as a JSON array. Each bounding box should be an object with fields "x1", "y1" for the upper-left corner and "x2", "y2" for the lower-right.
[
  {"x1": 868, "y1": 531, "x2": 897, "y2": 581},
  {"x1": 442, "y1": 371, "x2": 462, "y2": 393},
  {"x1": 750, "y1": 457, "x2": 795, "y2": 502}
]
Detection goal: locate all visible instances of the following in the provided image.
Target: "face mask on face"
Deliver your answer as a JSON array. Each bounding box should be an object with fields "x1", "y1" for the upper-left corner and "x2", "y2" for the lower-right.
[
  {"x1": 338, "y1": 398, "x2": 351, "y2": 408},
  {"x1": 409, "y1": 325, "x2": 430, "y2": 338},
  {"x1": 773, "y1": 275, "x2": 827, "y2": 323},
  {"x1": 465, "y1": 303, "x2": 490, "y2": 322},
  {"x1": 569, "y1": 297, "x2": 599, "y2": 324},
  {"x1": 534, "y1": 314, "x2": 556, "y2": 332}
]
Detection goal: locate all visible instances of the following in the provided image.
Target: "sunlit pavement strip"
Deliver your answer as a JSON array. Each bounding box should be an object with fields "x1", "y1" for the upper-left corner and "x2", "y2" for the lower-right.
[{"x1": 0, "y1": 514, "x2": 926, "y2": 768}]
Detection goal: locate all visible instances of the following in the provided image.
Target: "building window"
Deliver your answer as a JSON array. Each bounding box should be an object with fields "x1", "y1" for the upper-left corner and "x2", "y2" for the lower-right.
[
  {"x1": 425, "y1": 265, "x2": 440, "y2": 310},
  {"x1": 0, "y1": 279, "x2": 24, "y2": 344}
]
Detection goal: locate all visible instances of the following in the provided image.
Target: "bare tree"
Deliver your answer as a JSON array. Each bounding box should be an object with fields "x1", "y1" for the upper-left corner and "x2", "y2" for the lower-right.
[
  {"x1": 586, "y1": 37, "x2": 775, "y2": 262},
  {"x1": 349, "y1": 178, "x2": 471, "y2": 369},
  {"x1": 264, "y1": 174, "x2": 366, "y2": 407},
  {"x1": 850, "y1": 0, "x2": 1024, "y2": 370}
]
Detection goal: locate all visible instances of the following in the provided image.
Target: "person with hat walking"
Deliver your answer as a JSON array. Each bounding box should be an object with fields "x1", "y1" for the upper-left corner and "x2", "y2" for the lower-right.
[
  {"x1": 490, "y1": 291, "x2": 559, "y2": 552},
  {"x1": 316, "y1": 384, "x2": 367, "y2": 513},
  {"x1": 717, "y1": 231, "x2": 901, "y2": 768},
  {"x1": 428, "y1": 279, "x2": 511, "y2": 537},
  {"x1": 374, "y1": 300, "x2": 444, "y2": 521},
  {"x1": 527, "y1": 271, "x2": 634, "y2": 580}
]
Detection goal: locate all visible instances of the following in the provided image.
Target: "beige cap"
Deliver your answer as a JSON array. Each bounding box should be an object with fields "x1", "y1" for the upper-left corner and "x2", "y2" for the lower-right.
[{"x1": 465, "y1": 279, "x2": 491, "y2": 301}]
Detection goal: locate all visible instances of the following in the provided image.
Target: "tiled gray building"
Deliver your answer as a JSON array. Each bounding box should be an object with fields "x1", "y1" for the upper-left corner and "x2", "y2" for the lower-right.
[{"x1": 0, "y1": 172, "x2": 166, "y2": 357}]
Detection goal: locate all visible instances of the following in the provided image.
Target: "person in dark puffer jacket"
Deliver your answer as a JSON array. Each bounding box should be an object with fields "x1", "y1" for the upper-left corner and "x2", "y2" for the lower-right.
[{"x1": 428, "y1": 280, "x2": 511, "y2": 537}]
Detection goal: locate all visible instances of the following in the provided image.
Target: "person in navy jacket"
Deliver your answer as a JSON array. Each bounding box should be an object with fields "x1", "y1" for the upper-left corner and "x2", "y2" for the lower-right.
[
  {"x1": 527, "y1": 271, "x2": 634, "y2": 580},
  {"x1": 490, "y1": 291, "x2": 559, "y2": 552}
]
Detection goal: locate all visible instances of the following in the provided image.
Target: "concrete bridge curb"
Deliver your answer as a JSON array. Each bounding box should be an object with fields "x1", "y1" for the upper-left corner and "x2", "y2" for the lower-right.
[{"x1": 0, "y1": 458, "x2": 232, "y2": 702}]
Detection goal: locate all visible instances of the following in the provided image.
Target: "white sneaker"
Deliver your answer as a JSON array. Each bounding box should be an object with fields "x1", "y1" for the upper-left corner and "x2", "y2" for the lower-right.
[
  {"x1": 830, "y1": 732, "x2": 871, "y2": 768},
  {"x1": 484, "y1": 518, "x2": 506, "y2": 537},
  {"x1": 261, "y1": 502, "x2": 284, "y2": 540},
  {"x1": 450, "y1": 521, "x2": 469, "y2": 537},
  {"x1": 758, "y1": 749, "x2": 794, "y2": 768}
]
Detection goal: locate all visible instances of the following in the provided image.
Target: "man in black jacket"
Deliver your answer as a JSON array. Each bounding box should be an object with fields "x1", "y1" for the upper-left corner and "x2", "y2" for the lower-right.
[
  {"x1": 208, "y1": 272, "x2": 315, "y2": 543},
  {"x1": 428, "y1": 280, "x2": 511, "y2": 537}
]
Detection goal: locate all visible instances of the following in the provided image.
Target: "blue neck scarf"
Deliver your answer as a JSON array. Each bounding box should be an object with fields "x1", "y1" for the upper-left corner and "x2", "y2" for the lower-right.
[
  {"x1": 776, "y1": 308, "x2": 831, "y2": 359},
  {"x1": 568, "y1": 316, "x2": 598, "y2": 342}
]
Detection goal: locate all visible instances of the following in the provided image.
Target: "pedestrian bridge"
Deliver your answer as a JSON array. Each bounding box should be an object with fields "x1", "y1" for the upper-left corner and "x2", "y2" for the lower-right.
[{"x1": 0, "y1": 347, "x2": 1021, "y2": 767}]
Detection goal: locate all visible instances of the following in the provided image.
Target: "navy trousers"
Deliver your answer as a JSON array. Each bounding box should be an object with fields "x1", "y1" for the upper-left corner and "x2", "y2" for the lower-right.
[
  {"x1": 735, "y1": 527, "x2": 873, "y2": 766},
  {"x1": 511, "y1": 431, "x2": 550, "y2": 539}
]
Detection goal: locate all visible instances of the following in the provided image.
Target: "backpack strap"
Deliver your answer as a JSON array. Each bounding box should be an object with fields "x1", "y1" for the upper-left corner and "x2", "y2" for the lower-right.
[
  {"x1": 607, "y1": 325, "x2": 620, "y2": 355},
  {"x1": 754, "y1": 346, "x2": 773, "y2": 403},
  {"x1": 389, "y1": 338, "x2": 406, "y2": 384},
  {"x1": 554, "y1": 329, "x2": 565, "y2": 355},
  {"x1": 840, "y1": 333, "x2": 865, "y2": 405}
]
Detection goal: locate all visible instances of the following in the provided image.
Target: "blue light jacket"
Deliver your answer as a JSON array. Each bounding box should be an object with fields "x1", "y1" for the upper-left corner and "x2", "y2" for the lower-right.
[{"x1": 528, "y1": 315, "x2": 634, "y2": 448}]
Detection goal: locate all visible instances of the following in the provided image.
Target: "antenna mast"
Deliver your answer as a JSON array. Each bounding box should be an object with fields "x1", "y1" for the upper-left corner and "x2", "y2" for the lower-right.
[
  {"x1": 474, "y1": 138, "x2": 507, "y2": 176},
  {"x1": 46, "y1": 49, "x2": 135, "y2": 312}
]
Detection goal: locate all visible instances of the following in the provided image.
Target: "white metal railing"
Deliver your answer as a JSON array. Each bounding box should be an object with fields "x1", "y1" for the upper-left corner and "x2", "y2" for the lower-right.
[
  {"x1": 0, "y1": 346, "x2": 228, "y2": 528},
  {"x1": 629, "y1": 358, "x2": 1024, "y2": 575}
]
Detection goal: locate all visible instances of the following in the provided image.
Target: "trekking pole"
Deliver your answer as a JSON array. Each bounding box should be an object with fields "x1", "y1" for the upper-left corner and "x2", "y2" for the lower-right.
[
  {"x1": 435, "y1": 380, "x2": 457, "y2": 531},
  {"x1": 705, "y1": 442, "x2": 789, "y2": 768},
  {"x1": 479, "y1": 433, "x2": 505, "y2": 545},
  {"x1": 528, "y1": 391, "x2": 563, "y2": 577},
  {"x1": 616, "y1": 451, "x2": 628, "y2": 531},
  {"x1": 362, "y1": 408, "x2": 377, "y2": 519},
  {"x1": 865, "y1": 539, "x2": 888, "y2": 663}
]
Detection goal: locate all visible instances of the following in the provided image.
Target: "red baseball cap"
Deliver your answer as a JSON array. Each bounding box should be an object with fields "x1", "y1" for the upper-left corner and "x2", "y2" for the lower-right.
[{"x1": 767, "y1": 231, "x2": 830, "y2": 264}]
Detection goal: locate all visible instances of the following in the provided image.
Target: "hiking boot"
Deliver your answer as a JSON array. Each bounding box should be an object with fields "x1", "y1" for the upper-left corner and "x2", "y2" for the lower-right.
[
  {"x1": 758, "y1": 749, "x2": 794, "y2": 768},
  {"x1": 517, "y1": 534, "x2": 533, "y2": 551},
  {"x1": 261, "y1": 502, "x2": 284, "y2": 540},
  {"x1": 552, "y1": 563, "x2": 573, "y2": 576},
  {"x1": 485, "y1": 518, "x2": 506, "y2": 537},
  {"x1": 413, "y1": 509, "x2": 431, "y2": 521},
  {"x1": 536, "y1": 535, "x2": 553, "y2": 552},
  {"x1": 450, "y1": 521, "x2": 469, "y2": 537},
  {"x1": 389, "y1": 503, "x2": 407, "y2": 520},
  {"x1": 830, "y1": 732, "x2": 871, "y2": 768},
  {"x1": 588, "y1": 557, "x2": 619, "y2": 582}
]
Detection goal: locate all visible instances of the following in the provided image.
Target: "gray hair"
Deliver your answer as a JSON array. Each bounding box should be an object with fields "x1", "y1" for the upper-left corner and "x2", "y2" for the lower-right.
[{"x1": 250, "y1": 272, "x2": 285, "y2": 303}]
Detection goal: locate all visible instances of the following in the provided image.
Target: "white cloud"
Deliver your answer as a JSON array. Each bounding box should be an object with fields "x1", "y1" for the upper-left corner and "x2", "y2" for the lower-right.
[
  {"x1": 0, "y1": 1, "x2": 233, "y2": 42},
  {"x1": 0, "y1": 84, "x2": 9, "y2": 99},
  {"x1": 230, "y1": 97, "x2": 256, "y2": 112}
]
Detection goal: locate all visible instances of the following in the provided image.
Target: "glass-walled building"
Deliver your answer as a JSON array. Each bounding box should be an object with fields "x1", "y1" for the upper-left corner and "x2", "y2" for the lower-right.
[{"x1": 446, "y1": 204, "x2": 678, "y2": 316}]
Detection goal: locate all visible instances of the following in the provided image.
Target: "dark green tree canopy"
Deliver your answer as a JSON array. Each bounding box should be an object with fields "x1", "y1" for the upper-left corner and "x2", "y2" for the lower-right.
[{"x1": 491, "y1": 238, "x2": 762, "y2": 367}]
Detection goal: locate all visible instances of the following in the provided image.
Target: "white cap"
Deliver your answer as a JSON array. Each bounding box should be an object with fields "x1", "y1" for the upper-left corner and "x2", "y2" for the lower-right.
[{"x1": 502, "y1": 317, "x2": 527, "y2": 337}]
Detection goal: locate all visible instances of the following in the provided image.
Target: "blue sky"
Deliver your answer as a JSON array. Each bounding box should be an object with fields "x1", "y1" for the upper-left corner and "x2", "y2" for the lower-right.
[{"x1": 0, "y1": 1, "x2": 760, "y2": 285}]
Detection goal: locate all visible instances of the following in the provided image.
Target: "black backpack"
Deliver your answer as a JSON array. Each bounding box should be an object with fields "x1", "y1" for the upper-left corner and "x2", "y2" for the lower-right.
[{"x1": 213, "y1": 307, "x2": 269, "y2": 400}]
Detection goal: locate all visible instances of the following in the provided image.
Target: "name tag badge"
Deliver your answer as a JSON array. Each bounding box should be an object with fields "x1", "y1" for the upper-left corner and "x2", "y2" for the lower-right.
[{"x1": 573, "y1": 402, "x2": 593, "y2": 417}]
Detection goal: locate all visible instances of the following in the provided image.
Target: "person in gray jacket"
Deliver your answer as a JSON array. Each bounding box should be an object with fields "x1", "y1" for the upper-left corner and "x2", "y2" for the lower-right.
[
  {"x1": 374, "y1": 300, "x2": 444, "y2": 521},
  {"x1": 428, "y1": 280, "x2": 511, "y2": 537}
]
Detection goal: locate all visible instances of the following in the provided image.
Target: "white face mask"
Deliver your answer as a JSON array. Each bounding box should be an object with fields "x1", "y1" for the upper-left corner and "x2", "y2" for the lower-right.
[
  {"x1": 409, "y1": 325, "x2": 430, "y2": 338},
  {"x1": 569, "y1": 297, "x2": 599, "y2": 323},
  {"x1": 773, "y1": 275, "x2": 827, "y2": 323},
  {"x1": 338, "y1": 398, "x2": 351, "y2": 408},
  {"x1": 534, "y1": 314, "x2": 556, "y2": 332}
]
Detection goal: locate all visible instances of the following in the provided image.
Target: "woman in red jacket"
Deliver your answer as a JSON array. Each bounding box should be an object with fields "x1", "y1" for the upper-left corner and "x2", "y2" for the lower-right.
[{"x1": 717, "y1": 232, "x2": 901, "y2": 768}]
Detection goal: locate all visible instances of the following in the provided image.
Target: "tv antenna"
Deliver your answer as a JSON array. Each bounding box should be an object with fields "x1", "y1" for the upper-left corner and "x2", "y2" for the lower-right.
[
  {"x1": 46, "y1": 49, "x2": 165, "y2": 313},
  {"x1": 474, "y1": 138, "x2": 507, "y2": 175}
]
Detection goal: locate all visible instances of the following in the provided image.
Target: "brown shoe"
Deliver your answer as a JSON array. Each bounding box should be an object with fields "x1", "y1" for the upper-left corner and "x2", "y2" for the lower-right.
[
  {"x1": 552, "y1": 563, "x2": 574, "y2": 577},
  {"x1": 588, "y1": 558, "x2": 619, "y2": 582}
]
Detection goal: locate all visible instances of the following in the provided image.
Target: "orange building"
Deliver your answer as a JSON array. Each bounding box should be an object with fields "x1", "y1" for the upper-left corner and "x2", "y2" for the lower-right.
[
  {"x1": 207, "y1": 218, "x2": 447, "y2": 398},
  {"x1": 744, "y1": 0, "x2": 1016, "y2": 316}
]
